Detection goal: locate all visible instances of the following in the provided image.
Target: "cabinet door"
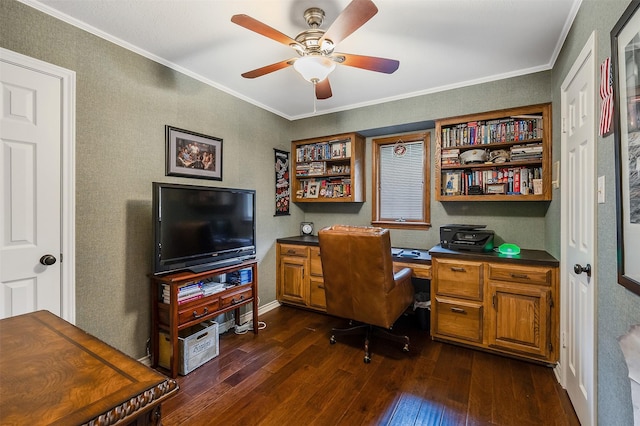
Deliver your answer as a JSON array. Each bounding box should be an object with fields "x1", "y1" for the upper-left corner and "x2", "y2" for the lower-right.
[
  {"x1": 308, "y1": 247, "x2": 326, "y2": 310},
  {"x1": 487, "y1": 282, "x2": 551, "y2": 358},
  {"x1": 309, "y1": 276, "x2": 326, "y2": 310},
  {"x1": 278, "y1": 255, "x2": 307, "y2": 305}
]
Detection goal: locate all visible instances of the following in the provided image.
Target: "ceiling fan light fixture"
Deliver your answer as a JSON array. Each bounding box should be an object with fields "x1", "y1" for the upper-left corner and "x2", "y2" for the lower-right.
[{"x1": 293, "y1": 55, "x2": 336, "y2": 83}]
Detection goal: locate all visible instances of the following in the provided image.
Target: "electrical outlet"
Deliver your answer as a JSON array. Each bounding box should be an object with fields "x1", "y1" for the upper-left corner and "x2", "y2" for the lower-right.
[{"x1": 598, "y1": 176, "x2": 605, "y2": 204}]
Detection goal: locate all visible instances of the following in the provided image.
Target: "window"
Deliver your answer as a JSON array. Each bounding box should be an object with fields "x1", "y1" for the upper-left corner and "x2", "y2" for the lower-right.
[{"x1": 372, "y1": 132, "x2": 430, "y2": 229}]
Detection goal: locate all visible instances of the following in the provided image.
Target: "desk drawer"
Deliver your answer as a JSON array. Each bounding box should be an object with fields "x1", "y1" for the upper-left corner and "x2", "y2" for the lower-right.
[
  {"x1": 279, "y1": 244, "x2": 308, "y2": 258},
  {"x1": 433, "y1": 297, "x2": 483, "y2": 343},
  {"x1": 178, "y1": 297, "x2": 220, "y2": 325},
  {"x1": 394, "y1": 262, "x2": 431, "y2": 279},
  {"x1": 220, "y1": 286, "x2": 253, "y2": 309},
  {"x1": 434, "y1": 258, "x2": 483, "y2": 300},
  {"x1": 487, "y1": 263, "x2": 553, "y2": 286}
]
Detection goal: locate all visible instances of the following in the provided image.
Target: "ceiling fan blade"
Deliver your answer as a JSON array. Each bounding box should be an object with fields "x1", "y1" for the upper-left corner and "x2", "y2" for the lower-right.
[
  {"x1": 334, "y1": 53, "x2": 399, "y2": 74},
  {"x1": 231, "y1": 14, "x2": 301, "y2": 49},
  {"x1": 241, "y1": 59, "x2": 294, "y2": 79},
  {"x1": 319, "y1": 0, "x2": 378, "y2": 47},
  {"x1": 315, "y1": 78, "x2": 332, "y2": 100}
]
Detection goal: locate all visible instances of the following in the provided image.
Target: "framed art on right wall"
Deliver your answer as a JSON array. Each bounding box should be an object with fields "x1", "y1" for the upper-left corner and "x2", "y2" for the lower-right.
[{"x1": 612, "y1": 0, "x2": 640, "y2": 296}]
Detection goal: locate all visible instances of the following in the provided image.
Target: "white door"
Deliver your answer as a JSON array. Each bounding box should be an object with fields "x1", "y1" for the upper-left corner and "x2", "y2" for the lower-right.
[
  {"x1": 560, "y1": 32, "x2": 597, "y2": 426},
  {"x1": 0, "y1": 49, "x2": 75, "y2": 321}
]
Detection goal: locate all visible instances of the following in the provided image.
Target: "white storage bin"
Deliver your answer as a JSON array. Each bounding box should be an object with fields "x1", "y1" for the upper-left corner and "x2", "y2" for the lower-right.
[{"x1": 159, "y1": 321, "x2": 219, "y2": 375}]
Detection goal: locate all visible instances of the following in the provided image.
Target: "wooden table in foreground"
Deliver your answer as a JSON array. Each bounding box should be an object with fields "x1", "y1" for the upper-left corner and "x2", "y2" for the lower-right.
[{"x1": 0, "y1": 310, "x2": 178, "y2": 426}]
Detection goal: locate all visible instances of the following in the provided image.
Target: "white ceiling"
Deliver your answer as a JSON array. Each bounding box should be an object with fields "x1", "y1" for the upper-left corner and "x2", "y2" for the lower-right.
[{"x1": 23, "y1": 0, "x2": 581, "y2": 121}]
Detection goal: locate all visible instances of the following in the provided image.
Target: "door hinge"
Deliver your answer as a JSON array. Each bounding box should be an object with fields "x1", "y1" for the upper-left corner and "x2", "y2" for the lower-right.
[
  {"x1": 60, "y1": 253, "x2": 63, "y2": 263},
  {"x1": 549, "y1": 342, "x2": 553, "y2": 352},
  {"x1": 549, "y1": 296, "x2": 554, "y2": 308},
  {"x1": 492, "y1": 293, "x2": 497, "y2": 309},
  {"x1": 561, "y1": 117, "x2": 567, "y2": 133}
]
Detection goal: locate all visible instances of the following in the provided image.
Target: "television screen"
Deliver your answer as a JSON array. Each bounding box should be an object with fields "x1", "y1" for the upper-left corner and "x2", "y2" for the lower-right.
[{"x1": 153, "y1": 182, "x2": 256, "y2": 275}]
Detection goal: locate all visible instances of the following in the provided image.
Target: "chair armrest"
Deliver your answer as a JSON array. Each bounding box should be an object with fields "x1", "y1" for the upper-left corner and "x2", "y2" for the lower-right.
[{"x1": 393, "y1": 267, "x2": 413, "y2": 283}]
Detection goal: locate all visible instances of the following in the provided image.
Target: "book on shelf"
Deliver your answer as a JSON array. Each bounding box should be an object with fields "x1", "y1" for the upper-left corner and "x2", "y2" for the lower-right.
[
  {"x1": 296, "y1": 140, "x2": 352, "y2": 162},
  {"x1": 307, "y1": 162, "x2": 326, "y2": 176},
  {"x1": 202, "y1": 282, "x2": 225, "y2": 297},
  {"x1": 446, "y1": 166, "x2": 542, "y2": 196},
  {"x1": 161, "y1": 281, "x2": 207, "y2": 304},
  {"x1": 176, "y1": 293, "x2": 203, "y2": 305},
  {"x1": 329, "y1": 140, "x2": 351, "y2": 159},
  {"x1": 441, "y1": 115, "x2": 544, "y2": 147},
  {"x1": 162, "y1": 291, "x2": 205, "y2": 305},
  {"x1": 510, "y1": 143, "x2": 543, "y2": 161}
]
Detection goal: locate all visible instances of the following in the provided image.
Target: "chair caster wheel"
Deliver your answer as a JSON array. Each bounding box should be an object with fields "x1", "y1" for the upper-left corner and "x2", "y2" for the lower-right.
[
  {"x1": 330, "y1": 336, "x2": 336, "y2": 344},
  {"x1": 402, "y1": 344, "x2": 410, "y2": 352},
  {"x1": 364, "y1": 355, "x2": 371, "y2": 363}
]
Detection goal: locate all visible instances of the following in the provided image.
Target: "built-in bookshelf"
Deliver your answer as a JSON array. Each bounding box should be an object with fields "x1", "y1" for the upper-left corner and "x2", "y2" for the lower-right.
[
  {"x1": 292, "y1": 132, "x2": 365, "y2": 203},
  {"x1": 435, "y1": 103, "x2": 552, "y2": 201}
]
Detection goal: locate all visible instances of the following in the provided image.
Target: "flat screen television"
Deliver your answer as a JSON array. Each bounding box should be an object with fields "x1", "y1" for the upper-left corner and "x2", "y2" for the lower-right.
[{"x1": 152, "y1": 182, "x2": 256, "y2": 275}]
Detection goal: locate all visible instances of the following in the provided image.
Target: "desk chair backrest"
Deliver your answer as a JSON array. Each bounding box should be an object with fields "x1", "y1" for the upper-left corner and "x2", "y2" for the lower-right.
[{"x1": 318, "y1": 225, "x2": 414, "y2": 329}]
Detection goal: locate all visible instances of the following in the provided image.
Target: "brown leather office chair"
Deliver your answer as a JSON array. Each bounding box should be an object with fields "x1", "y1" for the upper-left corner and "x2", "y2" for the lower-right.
[{"x1": 318, "y1": 225, "x2": 414, "y2": 363}]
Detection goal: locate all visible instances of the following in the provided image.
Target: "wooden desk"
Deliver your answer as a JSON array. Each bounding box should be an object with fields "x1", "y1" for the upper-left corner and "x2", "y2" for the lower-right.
[
  {"x1": 429, "y1": 244, "x2": 559, "y2": 364},
  {"x1": 0, "y1": 310, "x2": 178, "y2": 425},
  {"x1": 276, "y1": 236, "x2": 431, "y2": 312},
  {"x1": 391, "y1": 247, "x2": 432, "y2": 279}
]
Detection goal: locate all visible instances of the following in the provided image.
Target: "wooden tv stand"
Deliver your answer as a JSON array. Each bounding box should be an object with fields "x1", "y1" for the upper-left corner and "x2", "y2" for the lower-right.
[{"x1": 150, "y1": 260, "x2": 258, "y2": 378}]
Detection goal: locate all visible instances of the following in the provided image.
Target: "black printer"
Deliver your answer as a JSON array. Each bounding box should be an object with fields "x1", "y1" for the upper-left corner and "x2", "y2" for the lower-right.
[{"x1": 440, "y1": 224, "x2": 494, "y2": 252}]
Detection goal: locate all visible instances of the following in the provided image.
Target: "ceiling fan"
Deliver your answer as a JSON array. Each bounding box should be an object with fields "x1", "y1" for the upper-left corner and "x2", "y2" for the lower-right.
[{"x1": 231, "y1": 0, "x2": 399, "y2": 100}]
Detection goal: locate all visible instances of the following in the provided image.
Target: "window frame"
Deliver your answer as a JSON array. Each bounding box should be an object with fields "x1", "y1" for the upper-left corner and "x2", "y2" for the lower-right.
[{"x1": 371, "y1": 132, "x2": 431, "y2": 230}]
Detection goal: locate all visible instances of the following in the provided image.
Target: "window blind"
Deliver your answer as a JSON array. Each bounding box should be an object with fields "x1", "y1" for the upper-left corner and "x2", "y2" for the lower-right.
[{"x1": 379, "y1": 141, "x2": 424, "y2": 220}]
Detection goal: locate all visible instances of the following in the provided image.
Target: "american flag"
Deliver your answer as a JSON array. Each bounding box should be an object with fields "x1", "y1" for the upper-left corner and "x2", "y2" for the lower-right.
[{"x1": 600, "y1": 57, "x2": 614, "y2": 136}]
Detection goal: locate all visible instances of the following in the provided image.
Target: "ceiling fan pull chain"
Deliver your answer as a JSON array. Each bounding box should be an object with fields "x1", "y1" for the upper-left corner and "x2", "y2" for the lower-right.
[{"x1": 313, "y1": 82, "x2": 317, "y2": 113}]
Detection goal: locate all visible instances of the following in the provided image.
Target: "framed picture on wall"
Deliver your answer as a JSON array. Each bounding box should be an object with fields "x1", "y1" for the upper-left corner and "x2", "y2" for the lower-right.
[
  {"x1": 165, "y1": 126, "x2": 222, "y2": 180},
  {"x1": 612, "y1": 0, "x2": 640, "y2": 296}
]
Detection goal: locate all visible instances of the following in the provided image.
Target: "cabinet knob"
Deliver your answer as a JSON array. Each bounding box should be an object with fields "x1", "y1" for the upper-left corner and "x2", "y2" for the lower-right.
[{"x1": 573, "y1": 263, "x2": 592, "y2": 277}]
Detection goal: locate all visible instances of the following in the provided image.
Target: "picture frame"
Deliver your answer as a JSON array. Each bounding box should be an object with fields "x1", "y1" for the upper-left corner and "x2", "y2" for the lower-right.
[
  {"x1": 166, "y1": 126, "x2": 222, "y2": 180},
  {"x1": 612, "y1": 0, "x2": 640, "y2": 296},
  {"x1": 305, "y1": 181, "x2": 321, "y2": 199},
  {"x1": 443, "y1": 171, "x2": 461, "y2": 195}
]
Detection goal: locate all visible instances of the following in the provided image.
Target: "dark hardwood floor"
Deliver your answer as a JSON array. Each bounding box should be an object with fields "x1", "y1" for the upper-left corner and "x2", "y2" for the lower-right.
[{"x1": 162, "y1": 305, "x2": 579, "y2": 425}]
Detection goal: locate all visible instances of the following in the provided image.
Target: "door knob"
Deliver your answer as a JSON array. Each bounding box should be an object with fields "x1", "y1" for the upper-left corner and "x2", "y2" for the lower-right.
[
  {"x1": 573, "y1": 263, "x2": 591, "y2": 277},
  {"x1": 40, "y1": 254, "x2": 57, "y2": 266}
]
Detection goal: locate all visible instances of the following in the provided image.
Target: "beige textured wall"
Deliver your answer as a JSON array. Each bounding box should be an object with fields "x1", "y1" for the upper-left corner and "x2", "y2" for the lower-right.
[{"x1": 1, "y1": 0, "x2": 300, "y2": 359}]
